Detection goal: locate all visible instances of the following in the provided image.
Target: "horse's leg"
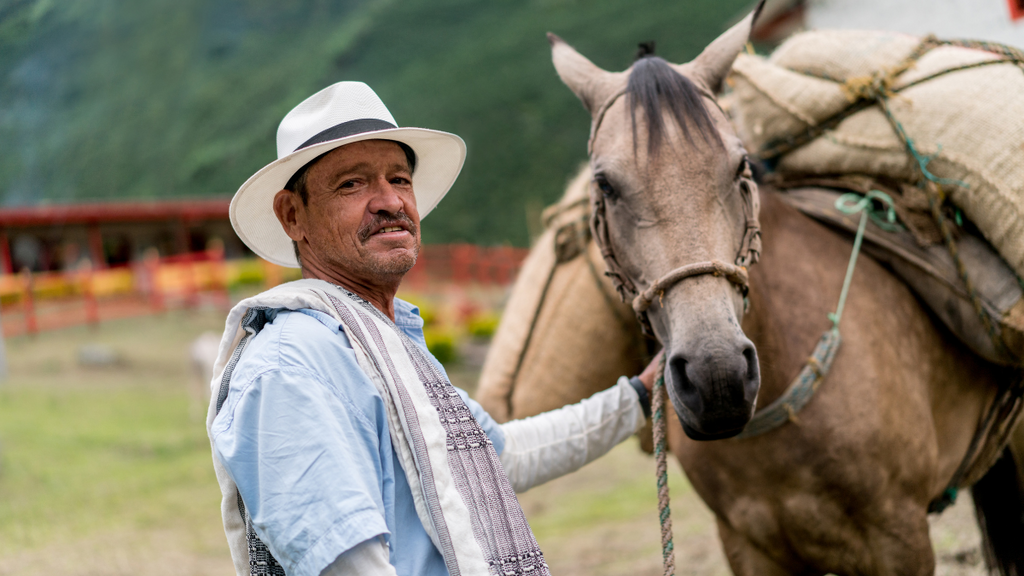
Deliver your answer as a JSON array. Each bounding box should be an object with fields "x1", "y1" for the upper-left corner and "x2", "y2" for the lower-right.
[
  {"x1": 717, "y1": 519, "x2": 802, "y2": 576},
  {"x1": 858, "y1": 507, "x2": 935, "y2": 576},
  {"x1": 713, "y1": 492, "x2": 934, "y2": 576}
]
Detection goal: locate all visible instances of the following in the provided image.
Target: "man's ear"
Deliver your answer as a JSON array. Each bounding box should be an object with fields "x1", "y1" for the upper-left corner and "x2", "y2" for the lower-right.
[{"x1": 273, "y1": 189, "x2": 306, "y2": 243}]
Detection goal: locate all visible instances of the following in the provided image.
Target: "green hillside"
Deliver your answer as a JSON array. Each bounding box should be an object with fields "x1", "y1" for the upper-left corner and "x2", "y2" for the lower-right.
[{"x1": 0, "y1": 0, "x2": 755, "y2": 246}]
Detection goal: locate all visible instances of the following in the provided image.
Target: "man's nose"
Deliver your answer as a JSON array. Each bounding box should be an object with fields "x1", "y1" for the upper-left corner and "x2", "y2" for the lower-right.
[{"x1": 368, "y1": 177, "x2": 405, "y2": 214}]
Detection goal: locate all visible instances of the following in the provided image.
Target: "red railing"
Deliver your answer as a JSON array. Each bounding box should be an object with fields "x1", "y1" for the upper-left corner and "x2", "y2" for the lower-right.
[
  {"x1": 1, "y1": 246, "x2": 235, "y2": 337},
  {"x1": 404, "y1": 244, "x2": 529, "y2": 289},
  {"x1": 0, "y1": 243, "x2": 528, "y2": 337}
]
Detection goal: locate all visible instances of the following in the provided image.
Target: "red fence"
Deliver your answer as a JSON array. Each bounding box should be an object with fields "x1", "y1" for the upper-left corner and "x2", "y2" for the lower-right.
[
  {"x1": 404, "y1": 244, "x2": 529, "y2": 289},
  {"x1": 0, "y1": 243, "x2": 528, "y2": 337},
  {"x1": 0, "y1": 248, "x2": 235, "y2": 337}
]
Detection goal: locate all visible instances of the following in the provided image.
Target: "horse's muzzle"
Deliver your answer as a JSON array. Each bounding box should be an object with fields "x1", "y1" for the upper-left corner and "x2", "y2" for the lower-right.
[{"x1": 666, "y1": 338, "x2": 760, "y2": 440}]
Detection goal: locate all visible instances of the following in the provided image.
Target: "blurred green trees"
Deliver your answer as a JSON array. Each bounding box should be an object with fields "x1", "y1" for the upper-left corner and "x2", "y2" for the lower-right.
[{"x1": 0, "y1": 0, "x2": 753, "y2": 246}]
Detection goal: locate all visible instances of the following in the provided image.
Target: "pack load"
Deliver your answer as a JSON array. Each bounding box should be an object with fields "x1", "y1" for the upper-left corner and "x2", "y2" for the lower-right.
[
  {"x1": 726, "y1": 30, "x2": 1024, "y2": 279},
  {"x1": 724, "y1": 30, "x2": 1024, "y2": 364}
]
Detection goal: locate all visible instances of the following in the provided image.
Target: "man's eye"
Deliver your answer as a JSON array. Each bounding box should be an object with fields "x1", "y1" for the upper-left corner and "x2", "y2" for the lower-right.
[
  {"x1": 391, "y1": 177, "x2": 411, "y2": 185},
  {"x1": 339, "y1": 180, "x2": 357, "y2": 189}
]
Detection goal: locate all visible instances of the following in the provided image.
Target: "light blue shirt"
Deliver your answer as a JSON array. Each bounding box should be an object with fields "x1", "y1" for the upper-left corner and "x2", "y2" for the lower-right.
[{"x1": 210, "y1": 299, "x2": 505, "y2": 576}]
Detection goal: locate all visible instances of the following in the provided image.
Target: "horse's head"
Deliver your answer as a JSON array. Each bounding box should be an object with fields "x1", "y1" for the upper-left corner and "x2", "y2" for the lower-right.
[{"x1": 550, "y1": 4, "x2": 764, "y2": 440}]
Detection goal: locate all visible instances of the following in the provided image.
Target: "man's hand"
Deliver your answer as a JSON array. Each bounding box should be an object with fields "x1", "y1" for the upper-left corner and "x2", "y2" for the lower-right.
[{"x1": 637, "y1": 350, "x2": 665, "y2": 393}]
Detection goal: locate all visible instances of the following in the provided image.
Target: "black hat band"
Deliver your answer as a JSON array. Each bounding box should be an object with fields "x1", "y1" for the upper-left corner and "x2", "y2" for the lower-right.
[{"x1": 295, "y1": 118, "x2": 398, "y2": 152}]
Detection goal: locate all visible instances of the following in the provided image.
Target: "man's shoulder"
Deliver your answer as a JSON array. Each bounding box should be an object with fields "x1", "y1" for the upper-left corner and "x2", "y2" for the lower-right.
[
  {"x1": 214, "y1": 307, "x2": 387, "y2": 439},
  {"x1": 233, "y1": 308, "x2": 355, "y2": 380}
]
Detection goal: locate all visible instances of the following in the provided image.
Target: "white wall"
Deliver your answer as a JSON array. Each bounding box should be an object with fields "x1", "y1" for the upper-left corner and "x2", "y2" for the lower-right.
[{"x1": 806, "y1": 0, "x2": 1024, "y2": 47}]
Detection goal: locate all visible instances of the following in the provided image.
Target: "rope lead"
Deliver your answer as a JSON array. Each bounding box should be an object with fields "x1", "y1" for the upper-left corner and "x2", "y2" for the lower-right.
[{"x1": 652, "y1": 354, "x2": 676, "y2": 576}]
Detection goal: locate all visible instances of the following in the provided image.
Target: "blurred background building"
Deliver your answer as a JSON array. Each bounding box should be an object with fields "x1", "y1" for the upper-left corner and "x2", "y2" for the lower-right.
[
  {"x1": 0, "y1": 198, "x2": 237, "y2": 273},
  {"x1": 754, "y1": 0, "x2": 1024, "y2": 44}
]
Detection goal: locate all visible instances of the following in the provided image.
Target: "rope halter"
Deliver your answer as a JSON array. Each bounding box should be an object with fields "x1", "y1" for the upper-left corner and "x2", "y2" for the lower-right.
[
  {"x1": 632, "y1": 260, "x2": 749, "y2": 315},
  {"x1": 587, "y1": 87, "x2": 762, "y2": 334}
]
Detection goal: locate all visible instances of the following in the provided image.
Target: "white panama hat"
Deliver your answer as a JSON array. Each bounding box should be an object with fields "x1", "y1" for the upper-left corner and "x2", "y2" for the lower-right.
[{"x1": 229, "y1": 81, "x2": 466, "y2": 268}]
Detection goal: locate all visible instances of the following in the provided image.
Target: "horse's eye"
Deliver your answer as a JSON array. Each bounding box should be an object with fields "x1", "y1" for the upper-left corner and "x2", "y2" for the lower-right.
[
  {"x1": 595, "y1": 175, "x2": 617, "y2": 199},
  {"x1": 736, "y1": 155, "x2": 752, "y2": 179}
]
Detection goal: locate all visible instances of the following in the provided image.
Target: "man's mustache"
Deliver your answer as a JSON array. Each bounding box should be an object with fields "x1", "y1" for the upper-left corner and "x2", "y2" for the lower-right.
[{"x1": 357, "y1": 212, "x2": 418, "y2": 242}]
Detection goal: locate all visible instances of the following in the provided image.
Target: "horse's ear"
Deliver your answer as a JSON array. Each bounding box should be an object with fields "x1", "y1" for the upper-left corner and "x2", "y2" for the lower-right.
[
  {"x1": 549, "y1": 33, "x2": 624, "y2": 114},
  {"x1": 675, "y1": 0, "x2": 765, "y2": 93}
]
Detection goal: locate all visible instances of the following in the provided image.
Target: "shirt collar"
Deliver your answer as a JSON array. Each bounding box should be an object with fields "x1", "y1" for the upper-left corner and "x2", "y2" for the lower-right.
[{"x1": 393, "y1": 297, "x2": 425, "y2": 330}]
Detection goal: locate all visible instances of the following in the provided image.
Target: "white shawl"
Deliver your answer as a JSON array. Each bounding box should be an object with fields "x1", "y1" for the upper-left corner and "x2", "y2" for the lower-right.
[{"x1": 206, "y1": 279, "x2": 549, "y2": 576}]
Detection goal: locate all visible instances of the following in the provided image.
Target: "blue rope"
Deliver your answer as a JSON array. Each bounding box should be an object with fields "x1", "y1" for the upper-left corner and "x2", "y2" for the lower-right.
[
  {"x1": 736, "y1": 189, "x2": 897, "y2": 440},
  {"x1": 877, "y1": 97, "x2": 1010, "y2": 359},
  {"x1": 881, "y1": 107, "x2": 969, "y2": 193},
  {"x1": 828, "y1": 190, "x2": 899, "y2": 328}
]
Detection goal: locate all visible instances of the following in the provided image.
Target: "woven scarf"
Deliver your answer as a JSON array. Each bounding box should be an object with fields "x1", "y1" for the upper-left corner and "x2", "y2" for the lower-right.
[{"x1": 206, "y1": 279, "x2": 549, "y2": 576}]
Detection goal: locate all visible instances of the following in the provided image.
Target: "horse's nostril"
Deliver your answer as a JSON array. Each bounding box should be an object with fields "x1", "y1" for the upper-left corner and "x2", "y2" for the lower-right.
[
  {"x1": 668, "y1": 354, "x2": 686, "y2": 387},
  {"x1": 742, "y1": 344, "x2": 757, "y2": 380},
  {"x1": 668, "y1": 354, "x2": 702, "y2": 415},
  {"x1": 740, "y1": 341, "x2": 761, "y2": 404}
]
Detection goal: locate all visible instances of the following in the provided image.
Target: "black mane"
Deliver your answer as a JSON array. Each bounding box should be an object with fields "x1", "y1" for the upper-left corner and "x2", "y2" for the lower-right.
[{"x1": 626, "y1": 55, "x2": 722, "y2": 156}]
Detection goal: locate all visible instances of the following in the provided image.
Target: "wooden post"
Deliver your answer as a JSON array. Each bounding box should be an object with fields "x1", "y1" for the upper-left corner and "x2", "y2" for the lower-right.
[
  {"x1": 144, "y1": 249, "x2": 164, "y2": 313},
  {"x1": 495, "y1": 247, "x2": 514, "y2": 285},
  {"x1": 83, "y1": 263, "x2": 99, "y2": 328},
  {"x1": 475, "y1": 247, "x2": 489, "y2": 284},
  {"x1": 451, "y1": 244, "x2": 475, "y2": 285},
  {"x1": 184, "y1": 253, "x2": 199, "y2": 308},
  {"x1": 88, "y1": 224, "x2": 106, "y2": 270},
  {"x1": 22, "y1": 268, "x2": 36, "y2": 336},
  {"x1": 0, "y1": 302, "x2": 8, "y2": 381},
  {"x1": 208, "y1": 239, "x2": 230, "y2": 308},
  {"x1": 0, "y1": 231, "x2": 12, "y2": 275}
]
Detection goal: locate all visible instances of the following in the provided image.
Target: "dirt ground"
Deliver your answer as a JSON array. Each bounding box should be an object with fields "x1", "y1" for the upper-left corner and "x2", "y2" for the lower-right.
[{"x1": 1, "y1": 439, "x2": 990, "y2": 576}]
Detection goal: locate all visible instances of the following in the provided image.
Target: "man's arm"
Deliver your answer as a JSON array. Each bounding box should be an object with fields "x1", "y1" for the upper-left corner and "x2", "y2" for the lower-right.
[
  {"x1": 495, "y1": 353, "x2": 662, "y2": 493},
  {"x1": 497, "y1": 377, "x2": 644, "y2": 492},
  {"x1": 320, "y1": 537, "x2": 396, "y2": 576},
  {"x1": 212, "y1": 364, "x2": 392, "y2": 576}
]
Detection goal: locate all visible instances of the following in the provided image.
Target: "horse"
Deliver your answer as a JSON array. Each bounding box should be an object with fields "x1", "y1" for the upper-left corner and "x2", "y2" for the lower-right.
[
  {"x1": 475, "y1": 167, "x2": 649, "y2": 423},
  {"x1": 477, "y1": 7, "x2": 1024, "y2": 575}
]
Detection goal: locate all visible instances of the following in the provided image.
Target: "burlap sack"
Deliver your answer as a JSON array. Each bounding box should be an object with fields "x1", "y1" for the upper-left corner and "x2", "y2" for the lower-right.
[
  {"x1": 726, "y1": 30, "x2": 1024, "y2": 280},
  {"x1": 474, "y1": 167, "x2": 645, "y2": 422}
]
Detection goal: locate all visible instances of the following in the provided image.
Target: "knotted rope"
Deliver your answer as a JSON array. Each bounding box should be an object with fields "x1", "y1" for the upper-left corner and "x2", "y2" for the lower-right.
[
  {"x1": 633, "y1": 260, "x2": 749, "y2": 314},
  {"x1": 828, "y1": 191, "x2": 901, "y2": 328},
  {"x1": 874, "y1": 98, "x2": 1010, "y2": 361},
  {"x1": 651, "y1": 353, "x2": 675, "y2": 576},
  {"x1": 759, "y1": 36, "x2": 1024, "y2": 162},
  {"x1": 739, "y1": 34, "x2": 1024, "y2": 513},
  {"x1": 871, "y1": 96, "x2": 1019, "y2": 512},
  {"x1": 734, "y1": 191, "x2": 897, "y2": 439}
]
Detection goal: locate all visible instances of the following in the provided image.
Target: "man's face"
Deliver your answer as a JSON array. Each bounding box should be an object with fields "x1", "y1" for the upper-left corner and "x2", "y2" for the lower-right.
[{"x1": 295, "y1": 139, "x2": 421, "y2": 285}]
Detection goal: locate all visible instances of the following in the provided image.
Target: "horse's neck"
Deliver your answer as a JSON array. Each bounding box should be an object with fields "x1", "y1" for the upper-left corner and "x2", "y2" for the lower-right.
[{"x1": 741, "y1": 190, "x2": 859, "y2": 408}]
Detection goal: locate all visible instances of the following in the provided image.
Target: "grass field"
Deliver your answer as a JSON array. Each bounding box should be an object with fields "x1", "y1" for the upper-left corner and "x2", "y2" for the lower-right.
[
  {"x1": 0, "y1": 305, "x2": 990, "y2": 575},
  {"x1": 0, "y1": 308, "x2": 231, "y2": 575}
]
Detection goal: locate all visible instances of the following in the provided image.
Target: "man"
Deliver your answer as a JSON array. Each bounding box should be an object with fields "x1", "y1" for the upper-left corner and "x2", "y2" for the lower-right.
[{"x1": 207, "y1": 81, "x2": 660, "y2": 576}]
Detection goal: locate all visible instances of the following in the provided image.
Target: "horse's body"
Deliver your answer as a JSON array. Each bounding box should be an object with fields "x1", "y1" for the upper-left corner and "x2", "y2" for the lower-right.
[
  {"x1": 480, "y1": 181, "x2": 1003, "y2": 573},
  {"x1": 681, "y1": 189, "x2": 999, "y2": 573},
  {"x1": 477, "y1": 8, "x2": 1024, "y2": 574}
]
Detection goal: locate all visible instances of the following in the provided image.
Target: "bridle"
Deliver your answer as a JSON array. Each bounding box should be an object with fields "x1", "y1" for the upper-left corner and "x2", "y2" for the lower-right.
[{"x1": 587, "y1": 87, "x2": 762, "y2": 335}]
